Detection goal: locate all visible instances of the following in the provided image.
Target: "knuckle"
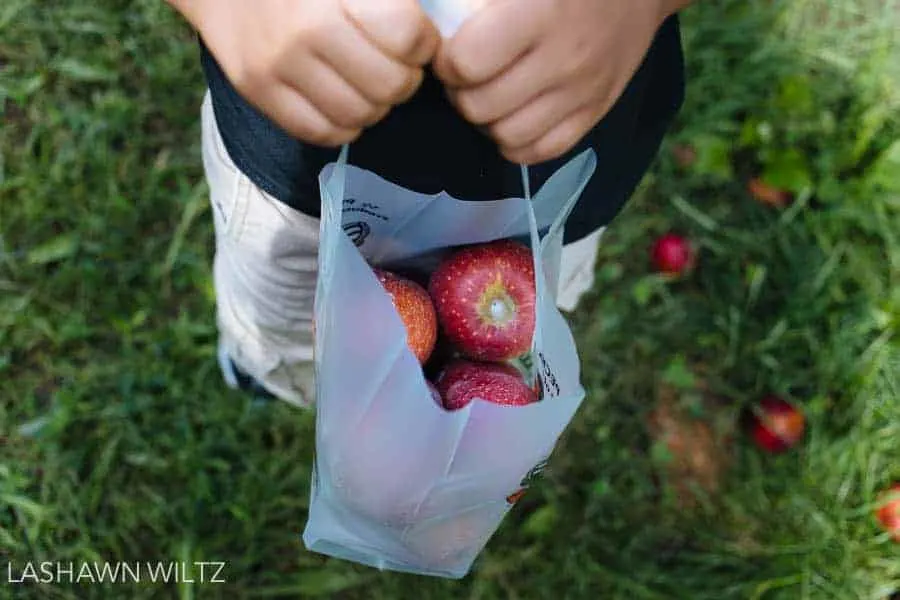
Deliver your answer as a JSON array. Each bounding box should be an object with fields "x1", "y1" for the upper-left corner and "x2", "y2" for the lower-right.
[
  {"x1": 314, "y1": 126, "x2": 358, "y2": 147},
  {"x1": 230, "y1": 55, "x2": 269, "y2": 96},
  {"x1": 556, "y1": 36, "x2": 592, "y2": 83},
  {"x1": 357, "y1": 103, "x2": 384, "y2": 126},
  {"x1": 531, "y1": 145, "x2": 555, "y2": 164},
  {"x1": 328, "y1": 112, "x2": 357, "y2": 130},
  {"x1": 560, "y1": 57, "x2": 582, "y2": 81},
  {"x1": 490, "y1": 121, "x2": 525, "y2": 150},
  {"x1": 333, "y1": 100, "x2": 375, "y2": 129},
  {"x1": 390, "y1": 11, "x2": 426, "y2": 57},
  {"x1": 448, "y1": 52, "x2": 481, "y2": 84},
  {"x1": 535, "y1": 132, "x2": 573, "y2": 162},
  {"x1": 534, "y1": 139, "x2": 561, "y2": 162},
  {"x1": 402, "y1": 69, "x2": 424, "y2": 99},
  {"x1": 304, "y1": 122, "x2": 336, "y2": 146},
  {"x1": 502, "y1": 144, "x2": 532, "y2": 165},
  {"x1": 342, "y1": 128, "x2": 364, "y2": 144},
  {"x1": 367, "y1": 86, "x2": 393, "y2": 107},
  {"x1": 455, "y1": 92, "x2": 488, "y2": 124},
  {"x1": 329, "y1": 128, "x2": 362, "y2": 146},
  {"x1": 302, "y1": 117, "x2": 344, "y2": 146},
  {"x1": 364, "y1": 104, "x2": 391, "y2": 126},
  {"x1": 382, "y1": 68, "x2": 420, "y2": 104},
  {"x1": 297, "y1": 14, "x2": 333, "y2": 47},
  {"x1": 361, "y1": 81, "x2": 388, "y2": 105},
  {"x1": 371, "y1": 86, "x2": 396, "y2": 105},
  {"x1": 564, "y1": 51, "x2": 589, "y2": 80},
  {"x1": 377, "y1": 71, "x2": 410, "y2": 103}
]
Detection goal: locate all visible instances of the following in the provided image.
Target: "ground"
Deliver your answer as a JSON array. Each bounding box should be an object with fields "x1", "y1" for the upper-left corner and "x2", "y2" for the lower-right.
[{"x1": 1, "y1": 1, "x2": 899, "y2": 598}]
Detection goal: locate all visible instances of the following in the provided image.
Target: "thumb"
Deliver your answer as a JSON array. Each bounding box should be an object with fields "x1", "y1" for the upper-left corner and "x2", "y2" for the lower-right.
[{"x1": 342, "y1": 0, "x2": 440, "y2": 65}]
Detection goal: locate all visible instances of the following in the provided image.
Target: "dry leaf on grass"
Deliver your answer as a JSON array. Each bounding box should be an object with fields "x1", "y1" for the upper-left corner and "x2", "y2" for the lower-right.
[{"x1": 646, "y1": 381, "x2": 735, "y2": 509}]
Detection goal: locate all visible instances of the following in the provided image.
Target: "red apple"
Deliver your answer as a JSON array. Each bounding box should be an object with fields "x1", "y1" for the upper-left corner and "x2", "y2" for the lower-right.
[
  {"x1": 506, "y1": 488, "x2": 528, "y2": 505},
  {"x1": 750, "y1": 395, "x2": 805, "y2": 453},
  {"x1": 374, "y1": 268, "x2": 438, "y2": 364},
  {"x1": 428, "y1": 240, "x2": 535, "y2": 362},
  {"x1": 435, "y1": 359, "x2": 537, "y2": 411},
  {"x1": 876, "y1": 483, "x2": 900, "y2": 542},
  {"x1": 671, "y1": 143, "x2": 697, "y2": 169},
  {"x1": 651, "y1": 233, "x2": 695, "y2": 276}
]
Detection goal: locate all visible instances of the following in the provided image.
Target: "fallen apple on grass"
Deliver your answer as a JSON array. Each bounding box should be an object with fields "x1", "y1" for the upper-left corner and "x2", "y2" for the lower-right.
[
  {"x1": 876, "y1": 483, "x2": 900, "y2": 542},
  {"x1": 374, "y1": 268, "x2": 438, "y2": 365},
  {"x1": 429, "y1": 240, "x2": 535, "y2": 362},
  {"x1": 651, "y1": 233, "x2": 695, "y2": 277},
  {"x1": 671, "y1": 143, "x2": 697, "y2": 169},
  {"x1": 749, "y1": 395, "x2": 805, "y2": 453},
  {"x1": 747, "y1": 177, "x2": 793, "y2": 208},
  {"x1": 435, "y1": 359, "x2": 537, "y2": 411}
]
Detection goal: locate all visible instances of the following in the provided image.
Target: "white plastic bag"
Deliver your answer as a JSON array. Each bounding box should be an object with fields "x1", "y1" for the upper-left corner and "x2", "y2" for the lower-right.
[
  {"x1": 302, "y1": 145, "x2": 597, "y2": 578},
  {"x1": 419, "y1": 0, "x2": 484, "y2": 37}
]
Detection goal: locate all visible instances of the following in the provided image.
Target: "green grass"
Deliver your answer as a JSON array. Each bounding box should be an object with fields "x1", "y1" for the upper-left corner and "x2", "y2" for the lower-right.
[{"x1": 2, "y1": 1, "x2": 899, "y2": 598}]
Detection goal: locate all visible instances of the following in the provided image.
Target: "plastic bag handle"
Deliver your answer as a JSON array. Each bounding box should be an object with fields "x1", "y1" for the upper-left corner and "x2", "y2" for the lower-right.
[
  {"x1": 322, "y1": 145, "x2": 549, "y2": 376},
  {"x1": 519, "y1": 165, "x2": 545, "y2": 360}
]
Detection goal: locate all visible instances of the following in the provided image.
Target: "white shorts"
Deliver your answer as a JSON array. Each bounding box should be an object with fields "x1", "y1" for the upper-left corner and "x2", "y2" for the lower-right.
[{"x1": 201, "y1": 92, "x2": 604, "y2": 407}]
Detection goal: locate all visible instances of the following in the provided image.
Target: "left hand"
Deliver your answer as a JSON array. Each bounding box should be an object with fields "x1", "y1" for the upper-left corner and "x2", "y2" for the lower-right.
[{"x1": 433, "y1": 0, "x2": 676, "y2": 165}]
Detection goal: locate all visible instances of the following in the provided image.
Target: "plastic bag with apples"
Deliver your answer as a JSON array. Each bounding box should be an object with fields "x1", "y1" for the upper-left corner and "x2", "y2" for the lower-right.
[{"x1": 301, "y1": 140, "x2": 596, "y2": 578}]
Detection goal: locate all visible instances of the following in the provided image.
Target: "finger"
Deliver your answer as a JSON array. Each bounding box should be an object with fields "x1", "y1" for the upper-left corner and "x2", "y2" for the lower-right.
[
  {"x1": 313, "y1": 20, "x2": 424, "y2": 106},
  {"x1": 262, "y1": 82, "x2": 361, "y2": 146},
  {"x1": 342, "y1": 0, "x2": 440, "y2": 66},
  {"x1": 501, "y1": 106, "x2": 599, "y2": 165},
  {"x1": 433, "y1": 0, "x2": 544, "y2": 87},
  {"x1": 488, "y1": 85, "x2": 585, "y2": 149},
  {"x1": 394, "y1": 67, "x2": 425, "y2": 104},
  {"x1": 276, "y1": 57, "x2": 385, "y2": 130},
  {"x1": 449, "y1": 48, "x2": 555, "y2": 125}
]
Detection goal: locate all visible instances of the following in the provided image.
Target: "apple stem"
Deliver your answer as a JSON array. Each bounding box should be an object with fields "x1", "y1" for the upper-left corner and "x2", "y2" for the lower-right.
[{"x1": 490, "y1": 298, "x2": 508, "y2": 321}]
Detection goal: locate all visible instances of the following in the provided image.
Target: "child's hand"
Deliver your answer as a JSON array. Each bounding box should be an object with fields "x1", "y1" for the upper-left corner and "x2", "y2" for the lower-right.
[
  {"x1": 433, "y1": 0, "x2": 681, "y2": 164},
  {"x1": 174, "y1": 0, "x2": 440, "y2": 145}
]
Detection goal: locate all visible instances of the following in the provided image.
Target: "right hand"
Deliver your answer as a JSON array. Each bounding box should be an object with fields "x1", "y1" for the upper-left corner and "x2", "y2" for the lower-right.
[{"x1": 176, "y1": 0, "x2": 440, "y2": 145}]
